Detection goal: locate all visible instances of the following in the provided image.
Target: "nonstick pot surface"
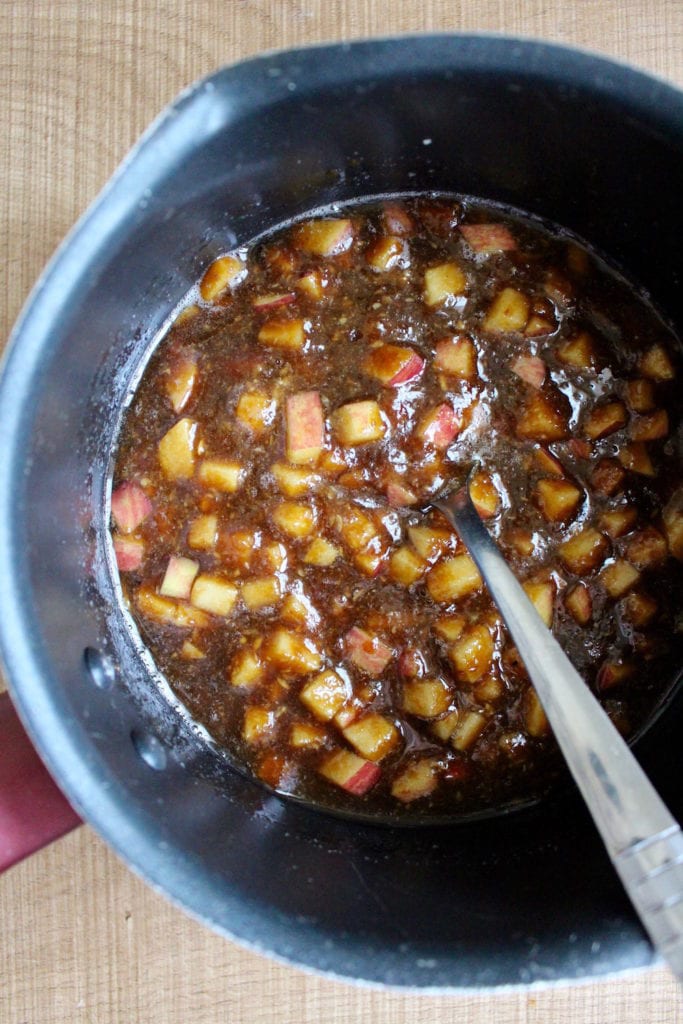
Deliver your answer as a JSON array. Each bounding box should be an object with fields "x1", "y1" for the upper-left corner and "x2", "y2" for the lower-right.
[{"x1": 0, "y1": 35, "x2": 682, "y2": 989}]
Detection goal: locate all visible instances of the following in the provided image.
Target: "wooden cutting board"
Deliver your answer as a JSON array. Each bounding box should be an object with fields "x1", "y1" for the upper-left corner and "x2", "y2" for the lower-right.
[{"x1": 1, "y1": 2, "x2": 682, "y2": 1020}]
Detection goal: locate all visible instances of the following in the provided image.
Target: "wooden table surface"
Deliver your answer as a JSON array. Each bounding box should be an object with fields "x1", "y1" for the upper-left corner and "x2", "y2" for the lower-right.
[{"x1": 1, "y1": 1, "x2": 682, "y2": 1020}]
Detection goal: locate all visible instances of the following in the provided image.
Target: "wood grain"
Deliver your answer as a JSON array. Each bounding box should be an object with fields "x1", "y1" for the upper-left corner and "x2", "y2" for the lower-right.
[{"x1": 1, "y1": 1, "x2": 682, "y2": 1021}]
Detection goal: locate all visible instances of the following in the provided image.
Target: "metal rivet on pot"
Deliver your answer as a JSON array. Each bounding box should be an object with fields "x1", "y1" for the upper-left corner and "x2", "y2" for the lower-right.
[
  {"x1": 84, "y1": 647, "x2": 116, "y2": 690},
  {"x1": 131, "y1": 730, "x2": 168, "y2": 771}
]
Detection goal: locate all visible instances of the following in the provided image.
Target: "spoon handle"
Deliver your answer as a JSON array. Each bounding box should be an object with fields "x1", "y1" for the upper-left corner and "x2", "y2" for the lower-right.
[{"x1": 435, "y1": 487, "x2": 683, "y2": 981}]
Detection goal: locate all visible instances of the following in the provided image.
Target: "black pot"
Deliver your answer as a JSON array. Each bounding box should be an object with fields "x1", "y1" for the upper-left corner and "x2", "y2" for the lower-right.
[{"x1": 1, "y1": 35, "x2": 681, "y2": 990}]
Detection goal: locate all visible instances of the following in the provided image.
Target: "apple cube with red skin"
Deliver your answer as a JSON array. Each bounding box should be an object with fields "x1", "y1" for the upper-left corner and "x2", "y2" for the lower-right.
[
  {"x1": 511, "y1": 354, "x2": 546, "y2": 389},
  {"x1": 416, "y1": 403, "x2": 461, "y2": 449},
  {"x1": 382, "y1": 203, "x2": 414, "y2": 235},
  {"x1": 342, "y1": 713, "x2": 399, "y2": 761},
  {"x1": 597, "y1": 660, "x2": 635, "y2": 691},
  {"x1": 319, "y1": 750, "x2": 381, "y2": 796},
  {"x1": 565, "y1": 582, "x2": 592, "y2": 625},
  {"x1": 391, "y1": 758, "x2": 439, "y2": 803},
  {"x1": 258, "y1": 318, "x2": 307, "y2": 351},
  {"x1": 295, "y1": 218, "x2": 354, "y2": 257},
  {"x1": 159, "y1": 555, "x2": 199, "y2": 600},
  {"x1": 385, "y1": 480, "x2": 418, "y2": 507},
  {"x1": 165, "y1": 350, "x2": 198, "y2": 413},
  {"x1": 252, "y1": 292, "x2": 297, "y2": 312},
  {"x1": 113, "y1": 535, "x2": 144, "y2": 571},
  {"x1": 345, "y1": 627, "x2": 393, "y2": 675},
  {"x1": 333, "y1": 400, "x2": 385, "y2": 445},
  {"x1": 434, "y1": 335, "x2": 478, "y2": 380},
  {"x1": 158, "y1": 418, "x2": 198, "y2": 479},
  {"x1": 111, "y1": 481, "x2": 153, "y2": 534},
  {"x1": 459, "y1": 223, "x2": 516, "y2": 253},
  {"x1": 362, "y1": 344, "x2": 425, "y2": 387},
  {"x1": 285, "y1": 391, "x2": 324, "y2": 464}
]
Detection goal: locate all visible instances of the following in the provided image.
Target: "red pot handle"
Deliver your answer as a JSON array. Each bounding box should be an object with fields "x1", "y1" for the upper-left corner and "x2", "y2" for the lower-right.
[{"x1": 0, "y1": 690, "x2": 81, "y2": 872}]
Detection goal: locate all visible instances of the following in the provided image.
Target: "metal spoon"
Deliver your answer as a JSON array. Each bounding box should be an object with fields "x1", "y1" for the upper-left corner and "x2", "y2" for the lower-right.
[{"x1": 433, "y1": 481, "x2": 683, "y2": 982}]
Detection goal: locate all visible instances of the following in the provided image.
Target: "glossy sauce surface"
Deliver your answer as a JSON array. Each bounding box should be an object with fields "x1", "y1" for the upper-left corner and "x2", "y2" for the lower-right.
[{"x1": 111, "y1": 196, "x2": 682, "y2": 820}]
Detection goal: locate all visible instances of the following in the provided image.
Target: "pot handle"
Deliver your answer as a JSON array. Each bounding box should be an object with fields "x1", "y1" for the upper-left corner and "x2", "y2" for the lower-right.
[{"x1": 0, "y1": 691, "x2": 81, "y2": 872}]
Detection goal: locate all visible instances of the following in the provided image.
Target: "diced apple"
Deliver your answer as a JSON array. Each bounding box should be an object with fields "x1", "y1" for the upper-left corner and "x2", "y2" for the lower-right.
[
  {"x1": 382, "y1": 203, "x2": 414, "y2": 235},
  {"x1": 568, "y1": 438, "x2": 592, "y2": 459},
  {"x1": 523, "y1": 579, "x2": 555, "y2": 627},
  {"x1": 258, "y1": 318, "x2": 307, "y2": 351},
  {"x1": 431, "y1": 710, "x2": 459, "y2": 742},
  {"x1": 252, "y1": 292, "x2": 297, "y2": 312},
  {"x1": 388, "y1": 546, "x2": 427, "y2": 586},
  {"x1": 559, "y1": 528, "x2": 609, "y2": 575},
  {"x1": 319, "y1": 749, "x2": 381, "y2": 795},
  {"x1": 591, "y1": 458, "x2": 626, "y2": 496},
  {"x1": 618, "y1": 442, "x2": 655, "y2": 477},
  {"x1": 556, "y1": 331, "x2": 597, "y2": 369},
  {"x1": 242, "y1": 575, "x2": 281, "y2": 610},
  {"x1": 416, "y1": 402, "x2": 461, "y2": 448},
  {"x1": 599, "y1": 506, "x2": 637, "y2": 539},
  {"x1": 663, "y1": 489, "x2": 683, "y2": 560},
  {"x1": 483, "y1": 287, "x2": 529, "y2": 332},
  {"x1": 344, "y1": 627, "x2": 393, "y2": 675},
  {"x1": 534, "y1": 446, "x2": 564, "y2": 477},
  {"x1": 190, "y1": 575, "x2": 239, "y2": 617},
  {"x1": 365, "y1": 235, "x2": 409, "y2": 271},
  {"x1": 187, "y1": 513, "x2": 218, "y2": 550},
  {"x1": 434, "y1": 335, "x2": 478, "y2": 379},
  {"x1": 625, "y1": 526, "x2": 668, "y2": 569},
  {"x1": 198, "y1": 458, "x2": 245, "y2": 493},
  {"x1": 334, "y1": 505, "x2": 378, "y2": 551},
  {"x1": 459, "y1": 222, "x2": 516, "y2": 253},
  {"x1": 506, "y1": 528, "x2": 535, "y2": 556},
  {"x1": 423, "y1": 262, "x2": 467, "y2": 306},
  {"x1": 408, "y1": 526, "x2": 451, "y2": 562},
  {"x1": 515, "y1": 390, "x2": 569, "y2": 441},
  {"x1": 172, "y1": 303, "x2": 199, "y2": 327},
  {"x1": 534, "y1": 478, "x2": 582, "y2": 522},
  {"x1": 342, "y1": 713, "x2": 399, "y2": 762},
  {"x1": 111, "y1": 481, "x2": 153, "y2": 534},
  {"x1": 625, "y1": 378, "x2": 656, "y2": 413},
  {"x1": 391, "y1": 758, "x2": 439, "y2": 804},
  {"x1": 281, "y1": 592, "x2": 317, "y2": 629},
  {"x1": 449, "y1": 624, "x2": 494, "y2": 683},
  {"x1": 199, "y1": 254, "x2": 245, "y2": 301},
  {"x1": 236, "y1": 391, "x2": 276, "y2": 433},
  {"x1": 544, "y1": 268, "x2": 573, "y2": 304},
  {"x1": 511, "y1": 354, "x2": 546, "y2": 389},
  {"x1": 303, "y1": 537, "x2": 340, "y2": 566},
  {"x1": 271, "y1": 462, "x2": 319, "y2": 497},
  {"x1": 264, "y1": 628, "x2": 321, "y2": 675},
  {"x1": 385, "y1": 480, "x2": 418, "y2": 507},
  {"x1": 160, "y1": 555, "x2": 199, "y2": 600},
  {"x1": 433, "y1": 615, "x2": 466, "y2": 642},
  {"x1": 638, "y1": 344, "x2": 675, "y2": 381},
  {"x1": 601, "y1": 560, "x2": 640, "y2": 598},
  {"x1": 295, "y1": 218, "x2": 354, "y2": 257},
  {"x1": 284, "y1": 390, "x2": 324, "y2": 465},
  {"x1": 630, "y1": 409, "x2": 669, "y2": 441},
  {"x1": 113, "y1": 535, "x2": 144, "y2": 571},
  {"x1": 427, "y1": 555, "x2": 483, "y2": 603},
  {"x1": 262, "y1": 540, "x2": 288, "y2": 572},
  {"x1": 136, "y1": 586, "x2": 210, "y2": 629},
  {"x1": 158, "y1": 418, "x2": 198, "y2": 479},
  {"x1": 402, "y1": 678, "x2": 451, "y2": 718},
  {"x1": 362, "y1": 344, "x2": 425, "y2": 387},
  {"x1": 469, "y1": 471, "x2": 500, "y2": 518},
  {"x1": 597, "y1": 660, "x2": 635, "y2": 691},
  {"x1": 296, "y1": 269, "x2": 326, "y2": 300},
  {"x1": 165, "y1": 351, "x2": 198, "y2": 413},
  {"x1": 525, "y1": 689, "x2": 550, "y2": 737},
  {"x1": 621, "y1": 591, "x2": 658, "y2": 628},
  {"x1": 476, "y1": 675, "x2": 504, "y2": 703},
  {"x1": 584, "y1": 401, "x2": 627, "y2": 440},
  {"x1": 272, "y1": 501, "x2": 316, "y2": 538},
  {"x1": 450, "y1": 710, "x2": 487, "y2": 751},
  {"x1": 299, "y1": 669, "x2": 350, "y2": 721},
  {"x1": 332, "y1": 400, "x2": 385, "y2": 445},
  {"x1": 180, "y1": 640, "x2": 205, "y2": 660},
  {"x1": 565, "y1": 582, "x2": 592, "y2": 625},
  {"x1": 228, "y1": 647, "x2": 264, "y2": 687},
  {"x1": 289, "y1": 722, "x2": 327, "y2": 749},
  {"x1": 242, "y1": 706, "x2": 275, "y2": 745},
  {"x1": 219, "y1": 528, "x2": 259, "y2": 570},
  {"x1": 525, "y1": 315, "x2": 555, "y2": 337}
]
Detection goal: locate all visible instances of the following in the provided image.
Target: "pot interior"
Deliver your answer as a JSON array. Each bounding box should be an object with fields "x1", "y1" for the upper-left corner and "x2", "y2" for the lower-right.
[{"x1": 1, "y1": 36, "x2": 682, "y2": 989}]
